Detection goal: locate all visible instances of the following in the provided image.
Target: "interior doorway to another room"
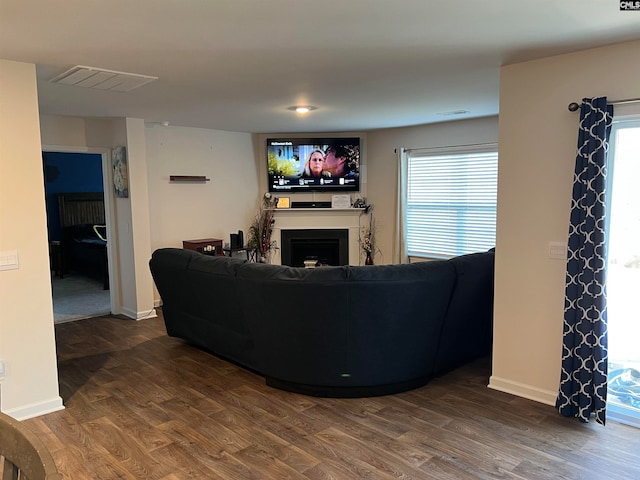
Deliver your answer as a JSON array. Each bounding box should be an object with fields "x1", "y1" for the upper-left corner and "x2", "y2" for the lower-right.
[{"x1": 43, "y1": 150, "x2": 114, "y2": 323}]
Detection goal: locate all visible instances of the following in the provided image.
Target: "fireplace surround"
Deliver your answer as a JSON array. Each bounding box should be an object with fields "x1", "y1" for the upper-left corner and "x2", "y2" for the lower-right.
[{"x1": 270, "y1": 208, "x2": 364, "y2": 266}]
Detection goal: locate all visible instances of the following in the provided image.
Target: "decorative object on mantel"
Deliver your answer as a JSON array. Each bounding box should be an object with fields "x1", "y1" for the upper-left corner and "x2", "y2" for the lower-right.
[
  {"x1": 352, "y1": 197, "x2": 367, "y2": 209},
  {"x1": 359, "y1": 200, "x2": 380, "y2": 265},
  {"x1": 169, "y1": 175, "x2": 210, "y2": 182},
  {"x1": 331, "y1": 194, "x2": 351, "y2": 209},
  {"x1": 276, "y1": 197, "x2": 290, "y2": 208},
  {"x1": 247, "y1": 192, "x2": 279, "y2": 263}
]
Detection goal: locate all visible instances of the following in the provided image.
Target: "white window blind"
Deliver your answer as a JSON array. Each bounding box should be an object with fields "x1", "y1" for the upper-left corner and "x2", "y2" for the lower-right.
[{"x1": 406, "y1": 145, "x2": 498, "y2": 258}]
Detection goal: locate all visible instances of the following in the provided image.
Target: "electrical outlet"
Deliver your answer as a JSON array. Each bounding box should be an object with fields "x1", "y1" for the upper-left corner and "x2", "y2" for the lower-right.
[{"x1": 0, "y1": 360, "x2": 6, "y2": 381}]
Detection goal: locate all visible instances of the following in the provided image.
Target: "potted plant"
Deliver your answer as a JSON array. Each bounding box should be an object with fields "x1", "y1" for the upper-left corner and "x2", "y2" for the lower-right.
[
  {"x1": 359, "y1": 203, "x2": 380, "y2": 265},
  {"x1": 247, "y1": 193, "x2": 278, "y2": 262}
]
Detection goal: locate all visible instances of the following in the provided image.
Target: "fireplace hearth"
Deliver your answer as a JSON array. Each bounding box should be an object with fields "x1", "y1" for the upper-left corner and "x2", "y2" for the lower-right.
[{"x1": 281, "y1": 229, "x2": 349, "y2": 267}]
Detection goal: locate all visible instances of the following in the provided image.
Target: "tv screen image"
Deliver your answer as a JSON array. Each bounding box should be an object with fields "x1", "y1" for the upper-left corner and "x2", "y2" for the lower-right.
[{"x1": 267, "y1": 137, "x2": 360, "y2": 193}]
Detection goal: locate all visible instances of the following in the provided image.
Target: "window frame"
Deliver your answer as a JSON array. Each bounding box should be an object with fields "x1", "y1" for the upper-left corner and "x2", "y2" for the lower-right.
[{"x1": 404, "y1": 143, "x2": 498, "y2": 260}]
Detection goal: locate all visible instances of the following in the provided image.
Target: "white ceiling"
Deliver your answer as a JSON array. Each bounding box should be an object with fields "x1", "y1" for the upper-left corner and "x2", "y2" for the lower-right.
[{"x1": 1, "y1": 1, "x2": 640, "y2": 134}]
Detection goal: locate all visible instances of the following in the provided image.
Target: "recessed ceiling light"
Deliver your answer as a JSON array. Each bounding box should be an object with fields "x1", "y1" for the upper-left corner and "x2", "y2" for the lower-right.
[{"x1": 287, "y1": 105, "x2": 318, "y2": 114}]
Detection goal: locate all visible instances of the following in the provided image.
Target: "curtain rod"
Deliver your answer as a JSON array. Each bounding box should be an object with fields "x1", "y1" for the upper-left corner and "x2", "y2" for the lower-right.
[
  {"x1": 396, "y1": 142, "x2": 498, "y2": 155},
  {"x1": 567, "y1": 97, "x2": 640, "y2": 112}
]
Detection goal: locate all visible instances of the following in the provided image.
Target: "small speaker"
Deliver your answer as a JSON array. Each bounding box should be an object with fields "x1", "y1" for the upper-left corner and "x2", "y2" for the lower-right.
[
  {"x1": 237, "y1": 230, "x2": 244, "y2": 247},
  {"x1": 230, "y1": 233, "x2": 239, "y2": 249}
]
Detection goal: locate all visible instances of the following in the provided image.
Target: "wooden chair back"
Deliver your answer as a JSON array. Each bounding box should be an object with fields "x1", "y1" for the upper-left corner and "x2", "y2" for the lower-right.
[{"x1": 0, "y1": 412, "x2": 63, "y2": 480}]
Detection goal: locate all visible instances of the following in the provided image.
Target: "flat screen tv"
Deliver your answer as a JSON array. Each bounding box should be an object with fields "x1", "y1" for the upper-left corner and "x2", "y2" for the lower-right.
[{"x1": 267, "y1": 137, "x2": 360, "y2": 193}]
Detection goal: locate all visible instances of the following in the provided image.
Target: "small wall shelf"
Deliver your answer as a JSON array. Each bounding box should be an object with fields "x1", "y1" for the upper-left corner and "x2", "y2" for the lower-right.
[{"x1": 170, "y1": 175, "x2": 210, "y2": 182}]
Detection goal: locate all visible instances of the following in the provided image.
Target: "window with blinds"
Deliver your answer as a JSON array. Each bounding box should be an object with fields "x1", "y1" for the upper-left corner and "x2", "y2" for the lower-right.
[{"x1": 406, "y1": 145, "x2": 498, "y2": 258}]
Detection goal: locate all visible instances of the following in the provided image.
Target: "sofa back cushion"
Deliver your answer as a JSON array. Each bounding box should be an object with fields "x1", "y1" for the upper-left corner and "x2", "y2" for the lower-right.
[
  {"x1": 238, "y1": 260, "x2": 457, "y2": 388},
  {"x1": 185, "y1": 252, "x2": 248, "y2": 331},
  {"x1": 237, "y1": 263, "x2": 352, "y2": 384},
  {"x1": 150, "y1": 248, "x2": 203, "y2": 321},
  {"x1": 434, "y1": 249, "x2": 495, "y2": 375},
  {"x1": 344, "y1": 261, "x2": 457, "y2": 385},
  {"x1": 150, "y1": 248, "x2": 255, "y2": 367}
]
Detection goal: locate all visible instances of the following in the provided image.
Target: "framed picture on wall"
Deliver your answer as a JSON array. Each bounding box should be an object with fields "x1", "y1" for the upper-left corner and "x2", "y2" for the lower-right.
[{"x1": 112, "y1": 146, "x2": 129, "y2": 198}]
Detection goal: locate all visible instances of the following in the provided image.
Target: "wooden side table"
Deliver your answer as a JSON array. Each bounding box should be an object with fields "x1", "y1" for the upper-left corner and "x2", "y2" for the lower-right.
[{"x1": 183, "y1": 238, "x2": 223, "y2": 256}]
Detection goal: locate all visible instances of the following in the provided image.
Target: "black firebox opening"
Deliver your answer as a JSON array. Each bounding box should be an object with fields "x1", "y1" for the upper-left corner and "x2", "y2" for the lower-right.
[{"x1": 281, "y1": 229, "x2": 349, "y2": 267}]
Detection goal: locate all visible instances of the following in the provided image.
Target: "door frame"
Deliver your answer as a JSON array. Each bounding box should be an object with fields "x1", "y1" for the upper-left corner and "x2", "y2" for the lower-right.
[{"x1": 42, "y1": 144, "x2": 120, "y2": 315}]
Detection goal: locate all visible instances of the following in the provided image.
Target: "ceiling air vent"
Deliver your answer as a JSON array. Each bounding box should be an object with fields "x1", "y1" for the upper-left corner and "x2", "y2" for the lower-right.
[{"x1": 50, "y1": 65, "x2": 158, "y2": 92}]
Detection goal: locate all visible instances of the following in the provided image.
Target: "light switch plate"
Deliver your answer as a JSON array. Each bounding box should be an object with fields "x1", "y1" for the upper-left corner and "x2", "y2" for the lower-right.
[
  {"x1": 0, "y1": 250, "x2": 19, "y2": 270},
  {"x1": 548, "y1": 241, "x2": 567, "y2": 260}
]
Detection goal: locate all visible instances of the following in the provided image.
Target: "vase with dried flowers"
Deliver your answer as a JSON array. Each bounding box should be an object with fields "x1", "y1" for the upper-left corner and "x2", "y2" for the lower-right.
[
  {"x1": 247, "y1": 193, "x2": 278, "y2": 263},
  {"x1": 359, "y1": 203, "x2": 380, "y2": 265}
]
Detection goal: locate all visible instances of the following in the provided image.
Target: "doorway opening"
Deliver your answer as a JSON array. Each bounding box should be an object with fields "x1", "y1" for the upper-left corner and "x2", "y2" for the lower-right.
[{"x1": 43, "y1": 150, "x2": 113, "y2": 323}]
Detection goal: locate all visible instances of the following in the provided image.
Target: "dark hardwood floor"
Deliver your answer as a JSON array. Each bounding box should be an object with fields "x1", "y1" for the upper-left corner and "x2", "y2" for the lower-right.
[{"x1": 25, "y1": 313, "x2": 640, "y2": 479}]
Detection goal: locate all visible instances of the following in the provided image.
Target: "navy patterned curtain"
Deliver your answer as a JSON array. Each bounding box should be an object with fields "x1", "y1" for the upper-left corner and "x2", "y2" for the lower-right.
[{"x1": 556, "y1": 97, "x2": 613, "y2": 425}]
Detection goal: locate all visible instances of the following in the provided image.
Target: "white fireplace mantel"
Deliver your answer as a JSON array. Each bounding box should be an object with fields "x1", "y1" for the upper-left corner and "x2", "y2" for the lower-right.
[{"x1": 270, "y1": 208, "x2": 365, "y2": 265}]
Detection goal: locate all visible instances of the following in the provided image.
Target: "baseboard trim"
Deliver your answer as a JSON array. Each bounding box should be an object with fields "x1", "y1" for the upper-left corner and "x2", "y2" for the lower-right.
[
  {"x1": 121, "y1": 306, "x2": 158, "y2": 321},
  {"x1": 3, "y1": 396, "x2": 64, "y2": 420},
  {"x1": 488, "y1": 375, "x2": 557, "y2": 406}
]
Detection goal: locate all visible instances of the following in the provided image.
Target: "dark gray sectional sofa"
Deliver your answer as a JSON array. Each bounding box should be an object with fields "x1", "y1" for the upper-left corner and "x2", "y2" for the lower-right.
[{"x1": 149, "y1": 247, "x2": 495, "y2": 397}]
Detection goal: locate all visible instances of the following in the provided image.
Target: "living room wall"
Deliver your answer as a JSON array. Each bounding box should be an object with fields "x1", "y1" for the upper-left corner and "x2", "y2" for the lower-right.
[
  {"x1": 0, "y1": 60, "x2": 63, "y2": 419},
  {"x1": 491, "y1": 38, "x2": 640, "y2": 405},
  {"x1": 366, "y1": 117, "x2": 499, "y2": 263},
  {"x1": 145, "y1": 125, "x2": 258, "y2": 255}
]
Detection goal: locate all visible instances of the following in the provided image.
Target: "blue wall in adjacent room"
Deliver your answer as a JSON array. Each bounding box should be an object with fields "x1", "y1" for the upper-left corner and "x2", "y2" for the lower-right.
[{"x1": 43, "y1": 152, "x2": 104, "y2": 241}]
